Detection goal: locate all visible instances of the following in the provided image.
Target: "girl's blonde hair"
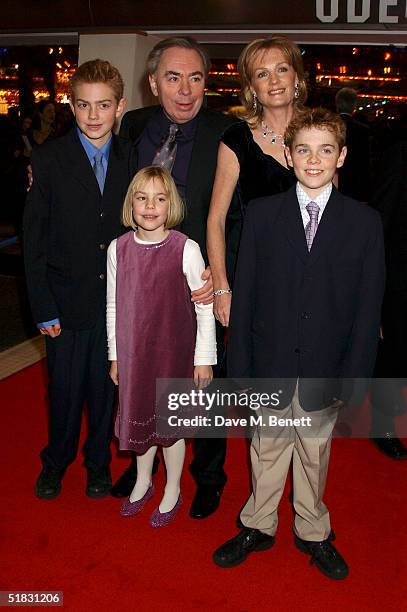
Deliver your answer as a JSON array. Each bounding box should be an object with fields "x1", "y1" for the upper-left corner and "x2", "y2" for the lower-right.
[
  {"x1": 122, "y1": 166, "x2": 185, "y2": 230},
  {"x1": 238, "y1": 36, "x2": 307, "y2": 128}
]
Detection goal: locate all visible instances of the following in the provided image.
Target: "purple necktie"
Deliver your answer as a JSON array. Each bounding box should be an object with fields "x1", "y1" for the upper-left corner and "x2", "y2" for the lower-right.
[
  {"x1": 152, "y1": 124, "x2": 178, "y2": 171},
  {"x1": 305, "y1": 201, "x2": 320, "y2": 251}
]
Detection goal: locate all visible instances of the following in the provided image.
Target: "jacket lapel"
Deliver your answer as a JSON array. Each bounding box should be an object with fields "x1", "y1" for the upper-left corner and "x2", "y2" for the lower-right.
[
  {"x1": 308, "y1": 185, "x2": 344, "y2": 266},
  {"x1": 103, "y1": 134, "x2": 125, "y2": 196},
  {"x1": 65, "y1": 128, "x2": 101, "y2": 197},
  {"x1": 280, "y1": 186, "x2": 309, "y2": 264},
  {"x1": 126, "y1": 106, "x2": 162, "y2": 170}
]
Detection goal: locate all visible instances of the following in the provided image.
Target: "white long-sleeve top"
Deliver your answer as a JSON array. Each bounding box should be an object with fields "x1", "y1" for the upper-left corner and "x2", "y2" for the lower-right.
[{"x1": 106, "y1": 232, "x2": 217, "y2": 365}]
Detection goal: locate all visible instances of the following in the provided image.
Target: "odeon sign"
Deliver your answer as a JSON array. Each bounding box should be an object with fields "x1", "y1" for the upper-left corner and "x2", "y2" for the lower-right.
[{"x1": 316, "y1": 0, "x2": 407, "y2": 23}]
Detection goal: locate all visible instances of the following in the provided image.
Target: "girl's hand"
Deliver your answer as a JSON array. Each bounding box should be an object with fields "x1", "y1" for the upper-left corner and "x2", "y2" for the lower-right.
[
  {"x1": 194, "y1": 365, "x2": 213, "y2": 389},
  {"x1": 110, "y1": 360, "x2": 119, "y2": 385},
  {"x1": 214, "y1": 292, "x2": 232, "y2": 327}
]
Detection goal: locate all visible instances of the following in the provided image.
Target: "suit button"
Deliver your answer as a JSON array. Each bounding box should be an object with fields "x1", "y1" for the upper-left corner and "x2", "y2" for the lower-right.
[
  {"x1": 99, "y1": 243, "x2": 106, "y2": 250},
  {"x1": 294, "y1": 348, "x2": 300, "y2": 354},
  {"x1": 301, "y1": 312, "x2": 311, "y2": 319},
  {"x1": 99, "y1": 273, "x2": 105, "y2": 280},
  {"x1": 100, "y1": 211, "x2": 105, "y2": 218}
]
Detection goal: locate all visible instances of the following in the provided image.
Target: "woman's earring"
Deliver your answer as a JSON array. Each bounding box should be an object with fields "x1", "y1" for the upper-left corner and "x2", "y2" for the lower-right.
[
  {"x1": 252, "y1": 92, "x2": 258, "y2": 112},
  {"x1": 294, "y1": 83, "x2": 299, "y2": 99}
]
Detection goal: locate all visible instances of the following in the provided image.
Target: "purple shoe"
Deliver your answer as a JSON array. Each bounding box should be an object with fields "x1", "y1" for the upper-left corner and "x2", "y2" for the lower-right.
[
  {"x1": 150, "y1": 495, "x2": 183, "y2": 528},
  {"x1": 119, "y1": 485, "x2": 154, "y2": 517}
]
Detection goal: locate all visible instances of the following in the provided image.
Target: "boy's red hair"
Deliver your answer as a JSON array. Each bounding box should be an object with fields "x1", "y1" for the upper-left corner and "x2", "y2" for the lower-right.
[{"x1": 70, "y1": 59, "x2": 124, "y2": 102}]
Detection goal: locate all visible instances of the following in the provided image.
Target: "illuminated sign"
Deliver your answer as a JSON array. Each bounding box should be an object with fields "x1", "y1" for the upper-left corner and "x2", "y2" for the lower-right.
[{"x1": 316, "y1": 0, "x2": 407, "y2": 24}]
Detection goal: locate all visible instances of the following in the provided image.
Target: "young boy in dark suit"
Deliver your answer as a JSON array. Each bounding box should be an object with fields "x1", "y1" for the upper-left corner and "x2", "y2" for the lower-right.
[
  {"x1": 23, "y1": 60, "x2": 135, "y2": 500},
  {"x1": 213, "y1": 108, "x2": 385, "y2": 579}
]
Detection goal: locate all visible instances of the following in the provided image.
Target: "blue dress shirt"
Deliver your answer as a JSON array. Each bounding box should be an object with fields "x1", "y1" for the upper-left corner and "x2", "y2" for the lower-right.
[{"x1": 77, "y1": 127, "x2": 112, "y2": 184}]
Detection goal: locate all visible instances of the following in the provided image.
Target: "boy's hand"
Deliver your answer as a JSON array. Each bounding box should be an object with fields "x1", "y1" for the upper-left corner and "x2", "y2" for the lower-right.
[
  {"x1": 194, "y1": 365, "x2": 213, "y2": 389},
  {"x1": 39, "y1": 323, "x2": 61, "y2": 337},
  {"x1": 110, "y1": 360, "x2": 119, "y2": 386},
  {"x1": 191, "y1": 267, "x2": 213, "y2": 305}
]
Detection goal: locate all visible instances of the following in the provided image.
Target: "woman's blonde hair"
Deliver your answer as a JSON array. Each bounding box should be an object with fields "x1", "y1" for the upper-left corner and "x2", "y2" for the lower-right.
[
  {"x1": 238, "y1": 36, "x2": 307, "y2": 127},
  {"x1": 122, "y1": 166, "x2": 185, "y2": 230}
]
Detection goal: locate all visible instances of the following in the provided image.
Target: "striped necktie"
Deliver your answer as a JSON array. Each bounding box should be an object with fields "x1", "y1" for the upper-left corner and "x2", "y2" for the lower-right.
[
  {"x1": 305, "y1": 201, "x2": 320, "y2": 250},
  {"x1": 93, "y1": 150, "x2": 105, "y2": 194}
]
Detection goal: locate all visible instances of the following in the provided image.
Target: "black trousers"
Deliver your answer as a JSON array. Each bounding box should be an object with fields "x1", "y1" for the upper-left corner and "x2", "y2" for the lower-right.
[
  {"x1": 371, "y1": 292, "x2": 407, "y2": 434},
  {"x1": 41, "y1": 314, "x2": 115, "y2": 471}
]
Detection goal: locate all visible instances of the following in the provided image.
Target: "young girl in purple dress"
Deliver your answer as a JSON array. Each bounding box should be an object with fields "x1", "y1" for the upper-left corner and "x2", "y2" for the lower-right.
[{"x1": 107, "y1": 166, "x2": 216, "y2": 527}]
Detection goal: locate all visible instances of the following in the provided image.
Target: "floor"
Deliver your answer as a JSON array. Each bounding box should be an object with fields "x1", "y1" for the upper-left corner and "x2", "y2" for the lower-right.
[
  {"x1": 0, "y1": 221, "x2": 40, "y2": 372},
  {"x1": 0, "y1": 335, "x2": 45, "y2": 380}
]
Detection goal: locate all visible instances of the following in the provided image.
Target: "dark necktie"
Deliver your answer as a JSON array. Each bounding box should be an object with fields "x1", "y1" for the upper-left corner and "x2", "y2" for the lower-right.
[
  {"x1": 93, "y1": 150, "x2": 105, "y2": 194},
  {"x1": 305, "y1": 201, "x2": 320, "y2": 250},
  {"x1": 152, "y1": 124, "x2": 178, "y2": 171}
]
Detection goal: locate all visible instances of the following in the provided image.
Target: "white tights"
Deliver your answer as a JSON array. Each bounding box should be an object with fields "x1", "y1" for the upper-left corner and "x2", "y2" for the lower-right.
[{"x1": 129, "y1": 439, "x2": 185, "y2": 513}]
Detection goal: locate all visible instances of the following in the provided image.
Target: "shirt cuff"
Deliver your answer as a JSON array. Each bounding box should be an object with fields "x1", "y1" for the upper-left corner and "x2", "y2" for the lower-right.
[{"x1": 37, "y1": 318, "x2": 60, "y2": 329}]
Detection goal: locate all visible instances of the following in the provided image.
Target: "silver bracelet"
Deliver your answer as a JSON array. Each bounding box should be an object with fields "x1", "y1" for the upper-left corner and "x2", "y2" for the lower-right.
[{"x1": 213, "y1": 289, "x2": 232, "y2": 296}]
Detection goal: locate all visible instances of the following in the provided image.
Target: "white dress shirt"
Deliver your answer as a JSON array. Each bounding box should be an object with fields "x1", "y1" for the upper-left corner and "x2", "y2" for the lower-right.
[{"x1": 296, "y1": 182, "x2": 332, "y2": 229}]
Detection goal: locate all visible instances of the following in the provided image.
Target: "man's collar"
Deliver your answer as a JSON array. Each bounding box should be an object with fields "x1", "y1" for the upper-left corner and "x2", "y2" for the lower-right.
[{"x1": 160, "y1": 106, "x2": 199, "y2": 138}]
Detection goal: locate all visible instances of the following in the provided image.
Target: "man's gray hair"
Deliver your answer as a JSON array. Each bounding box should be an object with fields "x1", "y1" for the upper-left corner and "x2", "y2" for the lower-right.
[{"x1": 147, "y1": 36, "x2": 211, "y2": 77}]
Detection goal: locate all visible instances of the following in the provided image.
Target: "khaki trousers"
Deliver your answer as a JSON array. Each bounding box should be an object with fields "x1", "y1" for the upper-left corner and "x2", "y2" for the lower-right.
[{"x1": 241, "y1": 384, "x2": 339, "y2": 541}]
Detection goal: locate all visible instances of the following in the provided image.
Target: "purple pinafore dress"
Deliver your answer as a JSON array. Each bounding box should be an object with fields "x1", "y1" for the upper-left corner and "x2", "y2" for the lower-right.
[{"x1": 115, "y1": 230, "x2": 196, "y2": 454}]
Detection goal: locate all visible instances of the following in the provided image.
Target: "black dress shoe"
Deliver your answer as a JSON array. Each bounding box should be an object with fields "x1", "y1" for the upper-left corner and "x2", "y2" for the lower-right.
[
  {"x1": 35, "y1": 466, "x2": 64, "y2": 500},
  {"x1": 189, "y1": 485, "x2": 223, "y2": 519},
  {"x1": 294, "y1": 534, "x2": 349, "y2": 580},
  {"x1": 86, "y1": 466, "x2": 112, "y2": 498},
  {"x1": 110, "y1": 456, "x2": 160, "y2": 498},
  {"x1": 213, "y1": 528, "x2": 275, "y2": 568},
  {"x1": 372, "y1": 434, "x2": 407, "y2": 460}
]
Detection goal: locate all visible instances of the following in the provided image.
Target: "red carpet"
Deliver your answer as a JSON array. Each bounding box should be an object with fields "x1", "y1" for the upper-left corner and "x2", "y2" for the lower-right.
[{"x1": 1, "y1": 361, "x2": 407, "y2": 611}]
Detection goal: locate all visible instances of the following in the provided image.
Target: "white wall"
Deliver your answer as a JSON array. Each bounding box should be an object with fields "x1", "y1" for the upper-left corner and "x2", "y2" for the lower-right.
[{"x1": 78, "y1": 33, "x2": 163, "y2": 119}]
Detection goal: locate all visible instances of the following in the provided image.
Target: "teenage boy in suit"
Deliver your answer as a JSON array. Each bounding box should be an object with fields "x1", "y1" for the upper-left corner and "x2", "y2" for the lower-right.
[
  {"x1": 24, "y1": 59, "x2": 135, "y2": 500},
  {"x1": 213, "y1": 108, "x2": 385, "y2": 579}
]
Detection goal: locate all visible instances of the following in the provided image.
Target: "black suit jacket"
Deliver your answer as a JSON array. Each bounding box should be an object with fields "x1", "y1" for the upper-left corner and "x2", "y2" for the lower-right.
[
  {"x1": 120, "y1": 105, "x2": 240, "y2": 276},
  {"x1": 338, "y1": 113, "x2": 372, "y2": 202},
  {"x1": 23, "y1": 128, "x2": 136, "y2": 329},
  {"x1": 228, "y1": 185, "x2": 385, "y2": 411}
]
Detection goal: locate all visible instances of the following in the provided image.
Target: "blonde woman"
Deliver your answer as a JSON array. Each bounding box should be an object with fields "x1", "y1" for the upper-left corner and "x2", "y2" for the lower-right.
[{"x1": 207, "y1": 37, "x2": 307, "y2": 327}]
